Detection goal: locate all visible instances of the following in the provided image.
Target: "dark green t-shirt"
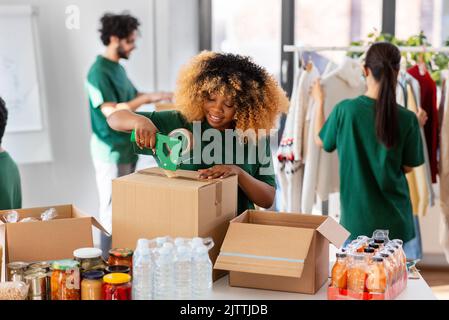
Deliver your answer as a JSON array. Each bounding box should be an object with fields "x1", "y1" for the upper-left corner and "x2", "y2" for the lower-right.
[
  {"x1": 0, "y1": 151, "x2": 22, "y2": 210},
  {"x1": 319, "y1": 95, "x2": 424, "y2": 242},
  {"x1": 86, "y1": 55, "x2": 138, "y2": 164},
  {"x1": 140, "y1": 110, "x2": 277, "y2": 214}
]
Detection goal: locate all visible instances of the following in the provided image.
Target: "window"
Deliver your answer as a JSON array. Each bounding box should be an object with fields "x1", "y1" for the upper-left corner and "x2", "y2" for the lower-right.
[
  {"x1": 211, "y1": 0, "x2": 282, "y2": 80},
  {"x1": 295, "y1": 0, "x2": 382, "y2": 61}
]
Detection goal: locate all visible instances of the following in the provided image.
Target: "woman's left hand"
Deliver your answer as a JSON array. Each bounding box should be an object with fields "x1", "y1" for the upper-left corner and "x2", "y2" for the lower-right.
[{"x1": 198, "y1": 165, "x2": 241, "y2": 180}]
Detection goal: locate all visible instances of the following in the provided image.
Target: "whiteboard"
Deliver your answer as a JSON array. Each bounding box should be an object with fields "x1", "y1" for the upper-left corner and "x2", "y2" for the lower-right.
[
  {"x1": 0, "y1": 6, "x2": 42, "y2": 133},
  {"x1": 1, "y1": 5, "x2": 52, "y2": 164}
]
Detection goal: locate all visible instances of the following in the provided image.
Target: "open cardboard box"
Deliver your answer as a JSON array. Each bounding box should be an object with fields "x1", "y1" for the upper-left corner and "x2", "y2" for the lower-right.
[
  {"x1": 214, "y1": 210, "x2": 350, "y2": 294},
  {"x1": 0, "y1": 204, "x2": 108, "y2": 281},
  {"x1": 112, "y1": 167, "x2": 238, "y2": 281}
]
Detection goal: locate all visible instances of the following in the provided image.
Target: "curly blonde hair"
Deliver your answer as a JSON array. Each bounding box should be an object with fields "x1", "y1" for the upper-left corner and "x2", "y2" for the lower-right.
[{"x1": 174, "y1": 51, "x2": 289, "y2": 136}]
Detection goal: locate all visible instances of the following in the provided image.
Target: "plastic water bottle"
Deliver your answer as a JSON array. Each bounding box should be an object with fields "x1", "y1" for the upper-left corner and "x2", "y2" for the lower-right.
[
  {"x1": 192, "y1": 246, "x2": 212, "y2": 299},
  {"x1": 174, "y1": 246, "x2": 192, "y2": 300},
  {"x1": 132, "y1": 239, "x2": 153, "y2": 300},
  {"x1": 154, "y1": 246, "x2": 175, "y2": 300}
]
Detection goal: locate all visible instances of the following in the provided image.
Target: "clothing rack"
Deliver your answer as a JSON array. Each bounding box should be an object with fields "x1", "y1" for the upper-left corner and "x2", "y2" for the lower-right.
[
  {"x1": 283, "y1": 44, "x2": 449, "y2": 216},
  {"x1": 284, "y1": 45, "x2": 449, "y2": 74}
]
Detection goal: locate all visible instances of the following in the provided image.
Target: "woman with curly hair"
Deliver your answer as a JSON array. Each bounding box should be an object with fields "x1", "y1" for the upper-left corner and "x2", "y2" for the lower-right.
[{"x1": 108, "y1": 51, "x2": 289, "y2": 213}]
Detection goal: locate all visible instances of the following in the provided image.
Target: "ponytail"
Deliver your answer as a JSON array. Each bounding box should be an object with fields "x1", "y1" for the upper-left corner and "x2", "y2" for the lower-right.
[{"x1": 365, "y1": 43, "x2": 401, "y2": 148}]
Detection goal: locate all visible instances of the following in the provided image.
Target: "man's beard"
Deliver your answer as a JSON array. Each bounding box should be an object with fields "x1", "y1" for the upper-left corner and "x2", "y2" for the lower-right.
[{"x1": 117, "y1": 45, "x2": 129, "y2": 59}]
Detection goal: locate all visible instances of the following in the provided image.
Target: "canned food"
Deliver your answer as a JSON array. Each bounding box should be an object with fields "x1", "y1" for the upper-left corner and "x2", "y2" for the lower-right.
[
  {"x1": 24, "y1": 272, "x2": 47, "y2": 300},
  {"x1": 28, "y1": 262, "x2": 52, "y2": 300},
  {"x1": 7, "y1": 262, "x2": 29, "y2": 282}
]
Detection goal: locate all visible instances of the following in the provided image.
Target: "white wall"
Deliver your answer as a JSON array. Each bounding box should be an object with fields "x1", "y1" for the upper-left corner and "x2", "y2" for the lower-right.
[{"x1": 0, "y1": 0, "x2": 199, "y2": 219}]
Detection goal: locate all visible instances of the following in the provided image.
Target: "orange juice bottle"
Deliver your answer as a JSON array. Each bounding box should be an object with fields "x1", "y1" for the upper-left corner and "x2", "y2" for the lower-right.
[
  {"x1": 347, "y1": 254, "x2": 367, "y2": 293},
  {"x1": 380, "y1": 252, "x2": 394, "y2": 288},
  {"x1": 331, "y1": 252, "x2": 348, "y2": 289},
  {"x1": 366, "y1": 256, "x2": 387, "y2": 294}
]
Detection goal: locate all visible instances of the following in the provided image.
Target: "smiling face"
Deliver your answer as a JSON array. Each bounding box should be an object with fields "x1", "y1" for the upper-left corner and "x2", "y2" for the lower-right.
[{"x1": 202, "y1": 93, "x2": 236, "y2": 130}]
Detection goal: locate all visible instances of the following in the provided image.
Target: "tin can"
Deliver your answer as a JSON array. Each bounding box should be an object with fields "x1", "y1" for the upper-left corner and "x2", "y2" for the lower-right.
[
  {"x1": 28, "y1": 262, "x2": 52, "y2": 300},
  {"x1": 7, "y1": 262, "x2": 29, "y2": 282},
  {"x1": 24, "y1": 271, "x2": 47, "y2": 300}
]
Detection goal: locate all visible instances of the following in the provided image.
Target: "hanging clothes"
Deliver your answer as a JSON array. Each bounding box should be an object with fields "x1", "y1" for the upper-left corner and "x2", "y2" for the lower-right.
[
  {"x1": 405, "y1": 84, "x2": 430, "y2": 217},
  {"x1": 405, "y1": 73, "x2": 435, "y2": 207},
  {"x1": 439, "y1": 77, "x2": 449, "y2": 263},
  {"x1": 407, "y1": 65, "x2": 439, "y2": 183},
  {"x1": 302, "y1": 57, "x2": 365, "y2": 213},
  {"x1": 276, "y1": 64, "x2": 320, "y2": 212}
]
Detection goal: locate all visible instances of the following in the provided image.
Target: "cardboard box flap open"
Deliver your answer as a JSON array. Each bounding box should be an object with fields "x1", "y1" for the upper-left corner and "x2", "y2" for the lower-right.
[
  {"x1": 72, "y1": 206, "x2": 110, "y2": 236},
  {"x1": 316, "y1": 217, "x2": 350, "y2": 248},
  {"x1": 214, "y1": 222, "x2": 315, "y2": 278}
]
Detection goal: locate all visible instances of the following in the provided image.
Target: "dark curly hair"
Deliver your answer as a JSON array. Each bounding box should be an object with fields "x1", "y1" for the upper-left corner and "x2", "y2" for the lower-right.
[
  {"x1": 99, "y1": 13, "x2": 140, "y2": 46},
  {"x1": 174, "y1": 51, "x2": 289, "y2": 135},
  {"x1": 0, "y1": 97, "x2": 8, "y2": 145}
]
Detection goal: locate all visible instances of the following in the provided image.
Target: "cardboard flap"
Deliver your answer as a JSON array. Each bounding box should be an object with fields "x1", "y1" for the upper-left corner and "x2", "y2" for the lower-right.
[
  {"x1": 138, "y1": 167, "x2": 202, "y2": 180},
  {"x1": 214, "y1": 222, "x2": 315, "y2": 278},
  {"x1": 316, "y1": 217, "x2": 350, "y2": 247},
  {"x1": 91, "y1": 217, "x2": 110, "y2": 236}
]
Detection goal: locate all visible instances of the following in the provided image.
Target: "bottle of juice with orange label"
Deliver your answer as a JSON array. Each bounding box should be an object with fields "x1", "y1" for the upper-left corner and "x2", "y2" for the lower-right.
[
  {"x1": 331, "y1": 252, "x2": 348, "y2": 289},
  {"x1": 347, "y1": 254, "x2": 367, "y2": 293},
  {"x1": 366, "y1": 256, "x2": 387, "y2": 294}
]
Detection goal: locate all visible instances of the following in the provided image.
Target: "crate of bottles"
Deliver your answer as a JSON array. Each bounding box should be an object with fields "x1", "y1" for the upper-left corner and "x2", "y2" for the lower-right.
[{"x1": 328, "y1": 230, "x2": 407, "y2": 300}]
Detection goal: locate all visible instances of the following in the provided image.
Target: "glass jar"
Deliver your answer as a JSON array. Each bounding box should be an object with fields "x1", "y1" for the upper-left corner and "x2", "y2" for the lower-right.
[
  {"x1": 51, "y1": 260, "x2": 81, "y2": 300},
  {"x1": 28, "y1": 262, "x2": 52, "y2": 300},
  {"x1": 7, "y1": 262, "x2": 29, "y2": 282},
  {"x1": 105, "y1": 265, "x2": 130, "y2": 275},
  {"x1": 74, "y1": 248, "x2": 107, "y2": 274},
  {"x1": 102, "y1": 273, "x2": 132, "y2": 300},
  {"x1": 81, "y1": 270, "x2": 104, "y2": 300},
  {"x1": 108, "y1": 248, "x2": 133, "y2": 272}
]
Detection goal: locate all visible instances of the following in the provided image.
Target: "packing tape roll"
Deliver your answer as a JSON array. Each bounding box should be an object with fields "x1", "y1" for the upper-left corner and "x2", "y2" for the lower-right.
[{"x1": 168, "y1": 128, "x2": 194, "y2": 156}]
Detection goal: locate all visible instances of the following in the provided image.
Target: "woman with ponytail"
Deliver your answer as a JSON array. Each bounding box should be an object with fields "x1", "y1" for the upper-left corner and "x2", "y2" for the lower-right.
[{"x1": 311, "y1": 42, "x2": 427, "y2": 243}]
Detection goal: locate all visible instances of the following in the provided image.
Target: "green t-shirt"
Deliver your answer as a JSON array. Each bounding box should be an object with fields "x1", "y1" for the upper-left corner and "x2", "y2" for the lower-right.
[
  {"x1": 86, "y1": 55, "x2": 139, "y2": 164},
  {"x1": 140, "y1": 110, "x2": 277, "y2": 214},
  {"x1": 0, "y1": 151, "x2": 22, "y2": 210},
  {"x1": 319, "y1": 95, "x2": 424, "y2": 242}
]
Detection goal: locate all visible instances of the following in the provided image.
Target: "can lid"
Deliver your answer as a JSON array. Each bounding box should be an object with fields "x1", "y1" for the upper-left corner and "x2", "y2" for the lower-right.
[
  {"x1": 51, "y1": 259, "x2": 79, "y2": 271},
  {"x1": 7, "y1": 262, "x2": 29, "y2": 270},
  {"x1": 28, "y1": 262, "x2": 51, "y2": 270},
  {"x1": 109, "y1": 248, "x2": 133, "y2": 258},
  {"x1": 24, "y1": 271, "x2": 46, "y2": 280},
  {"x1": 83, "y1": 270, "x2": 105, "y2": 280},
  {"x1": 74, "y1": 248, "x2": 103, "y2": 259},
  {"x1": 103, "y1": 273, "x2": 131, "y2": 284}
]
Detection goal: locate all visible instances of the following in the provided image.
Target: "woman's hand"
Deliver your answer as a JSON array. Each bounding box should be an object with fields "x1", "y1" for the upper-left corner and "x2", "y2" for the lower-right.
[
  {"x1": 310, "y1": 79, "x2": 325, "y2": 104},
  {"x1": 416, "y1": 107, "x2": 428, "y2": 128},
  {"x1": 198, "y1": 165, "x2": 241, "y2": 180},
  {"x1": 134, "y1": 117, "x2": 158, "y2": 150}
]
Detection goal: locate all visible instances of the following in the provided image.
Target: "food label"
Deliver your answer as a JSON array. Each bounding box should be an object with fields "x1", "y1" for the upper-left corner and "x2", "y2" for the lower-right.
[{"x1": 65, "y1": 269, "x2": 80, "y2": 290}]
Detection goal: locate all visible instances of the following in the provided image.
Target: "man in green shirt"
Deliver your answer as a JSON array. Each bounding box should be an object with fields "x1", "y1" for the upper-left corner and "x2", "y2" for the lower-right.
[
  {"x1": 86, "y1": 13, "x2": 172, "y2": 240},
  {"x1": 0, "y1": 97, "x2": 22, "y2": 210}
]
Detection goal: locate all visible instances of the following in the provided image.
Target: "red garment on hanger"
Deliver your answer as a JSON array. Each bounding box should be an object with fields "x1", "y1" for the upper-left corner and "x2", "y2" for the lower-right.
[{"x1": 408, "y1": 65, "x2": 439, "y2": 183}]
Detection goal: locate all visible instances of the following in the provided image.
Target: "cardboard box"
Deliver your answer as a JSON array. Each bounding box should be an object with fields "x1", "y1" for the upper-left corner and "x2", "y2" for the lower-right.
[
  {"x1": 0, "y1": 204, "x2": 108, "y2": 281},
  {"x1": 214, "y1": 210, "x2": 350, "y2": 294},
  {"x1": 112, "y1": 167, "x2": 238, "y2": 280}
]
